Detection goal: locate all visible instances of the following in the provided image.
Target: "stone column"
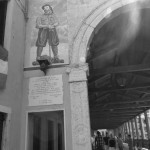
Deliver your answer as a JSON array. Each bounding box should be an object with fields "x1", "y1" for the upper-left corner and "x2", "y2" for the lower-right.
[
  {"x1": 126, "y1": 122, "x2": 129, "y2": 134},
  {"x1": 131, "y1": 119, "x2": 135, "y2": 139},
  {"x1": 134, "y1": 118, "x2": 139, "y2": 139},
  {"x1": 67, "y1": 63, "x2": 92, "y2": 150},
  {"x1": 123, "y1": 124, "x2": 126, "y2": 141},
  {"x1": 144, "y1": 111, "x2": 150, "y2": 139},
  {"x1": 144, "y1": 111, "x2": 150, "y2": 148},
  {"x1": 128, "y1": 121, "x2": 132, "y2": 136},
  {"x1": 139, "y1": 115, "x2": 144, "y2": 139}
]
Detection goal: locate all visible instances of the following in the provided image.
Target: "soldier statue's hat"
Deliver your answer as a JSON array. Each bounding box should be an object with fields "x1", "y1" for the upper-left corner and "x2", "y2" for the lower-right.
[{"x1": 42, "y1": 3, "x2": 52, "y2": 10}]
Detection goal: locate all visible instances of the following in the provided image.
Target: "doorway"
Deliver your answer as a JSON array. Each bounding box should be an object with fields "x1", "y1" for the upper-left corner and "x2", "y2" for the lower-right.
[
  {"x1": 27, "y1": 110, "x2": 65, "y2": 150},
  {"x1": 0, "y1": 112, "x2": 6, "y2": 150}
]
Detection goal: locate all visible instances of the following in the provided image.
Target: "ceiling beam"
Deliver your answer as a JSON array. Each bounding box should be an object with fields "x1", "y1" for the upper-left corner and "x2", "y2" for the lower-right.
[
  {"x1": 91, "y1": 105, "x2": 150, "y2": 111},
  {"x1": 91, "y1": 107, "x2": 145, "y2": 111},
  {"x1": 91, "y1": 112, "x2": 141, "y2": 116},
  {"x1": 132, "y1": 72, "x2": 150, "y2": 79},
  {"x1": 90, "y1": 112, "x2": 144, "y2": 118},
  {"x1": 91, "y1": 112, "x2": 139, "y2": 116},
  {"x1": 91, "y1": 120, "x2": 127, "y2": 126},
  {"x1": 90, "y1": 64, "x2": 150, "y2": 75},
  {"x1": 91, "y1": 124, "x2": 120, "y2": 129},
  {"x1": 91, "y1": 99, "x2": 148, "y2": 107},
  {"x1": 134, "y1": 89, "x2": 150, "y2": 95},
  {"x1": 92, "y1": 116, "x2": 137, "y2": 120},
  {"x1": 89, "y1": 84, "x2": 150, "y2": 92},
  {"x1": 91, "y1": 120, "x2": 127, "y2": 128},
  {"x1": 90, "y1": 108, "x2": 146, "y2": 115},
  {"x1": 132, "y1": 73, "x2": 150, "y2": 81},
  {"x1": 97, "y1": 97, "x2": 150, "y2": 105},
  {"x1": 91, "y1": 101, "x2": 150, "y2": 109},
  {"x1": 91, "y1": 118, "x2": 126, "y2": 122},
  {"x1": 92, "y1": 114, "x2": 136, "y2": 118},
  {"x1": 91, "y1": 123, "x2": 125, "y2": 127},
  {"x1": 116, "y1": 92, "x2": 139, "y2": 99}
]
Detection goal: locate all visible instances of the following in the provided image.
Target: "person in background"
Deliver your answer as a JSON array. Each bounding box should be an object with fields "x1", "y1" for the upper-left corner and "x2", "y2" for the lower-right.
[
  {"x1": 103, "y1": 132, "x2": 110, "y2": 150},
  {"x1": 109, "y1": 134, "x2": 116, "y2": 150},
  {"x1": 95, "y1": 131, "x2": 104, "y2": 150},
  {"x1": 118, "y1": 133, "x2": 124, "y2": 150},
  {"x1": 126, "y1": 134, "x2": 133, "y2": 150},
  {"x1": 91, "y1": 131, "x2": 97, "y2": 150}
]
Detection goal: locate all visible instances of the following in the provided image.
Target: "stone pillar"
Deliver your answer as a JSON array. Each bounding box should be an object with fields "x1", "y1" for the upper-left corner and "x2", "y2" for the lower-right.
[
  {"x1": 144, "y1": 111, "x2": 150, "y2": 139},
  {"x1": 144, "y1": 111, "x2": 150, "y2": 148},
  {"x1": 134, "y1": 118, "x2": 139, "y2": 139},
  {"x1": 131, "y1": 119, "x2": 135, "y2": 139},
  {"x1": 67, "y1": 63, "x2": 92, "y2": 150},
  {"x1": 139, "y1": 115, "x2": 144, "y2": 139},
  {"x1": 123, "y1": 124, "x2": 126, "y2": 141},
  {"x1": 126, "y1": 122, "x2": 129, "y2": 134},
  {"x1": 128, "y1": 121, "x2": 132, "y2": 136}
]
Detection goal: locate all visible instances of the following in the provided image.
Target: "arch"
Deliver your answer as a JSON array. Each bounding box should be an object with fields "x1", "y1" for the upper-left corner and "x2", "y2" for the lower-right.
[{"x1": 70, "y1": 0, "x2": 150, "y2": 64}]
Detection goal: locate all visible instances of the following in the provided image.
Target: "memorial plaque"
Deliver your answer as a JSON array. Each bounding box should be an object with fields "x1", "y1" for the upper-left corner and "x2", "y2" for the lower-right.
[{"x1": 28, "y1": 75, "x2": 63, "y2": 106}]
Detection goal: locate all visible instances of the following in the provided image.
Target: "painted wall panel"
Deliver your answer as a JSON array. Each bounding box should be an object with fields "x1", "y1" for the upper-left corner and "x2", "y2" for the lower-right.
[{"x1": 24, "y1": 0, "x2": 68, "y2": 67}]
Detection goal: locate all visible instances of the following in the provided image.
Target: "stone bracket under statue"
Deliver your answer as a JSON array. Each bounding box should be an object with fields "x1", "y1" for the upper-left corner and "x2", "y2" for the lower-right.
[{"x1": 32, "y1": 55, "x2": 64, "y2": 74}]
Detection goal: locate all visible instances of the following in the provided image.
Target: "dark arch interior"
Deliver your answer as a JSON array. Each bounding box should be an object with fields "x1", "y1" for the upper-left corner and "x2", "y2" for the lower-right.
[{"x1": 87, "y1": 4, "x2": 150, "y2": 130}]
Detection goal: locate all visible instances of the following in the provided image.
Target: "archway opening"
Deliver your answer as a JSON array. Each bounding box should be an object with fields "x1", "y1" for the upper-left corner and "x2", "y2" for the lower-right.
[{"x1": 87, "y1": 2, "x2": 150, "y2": 134}]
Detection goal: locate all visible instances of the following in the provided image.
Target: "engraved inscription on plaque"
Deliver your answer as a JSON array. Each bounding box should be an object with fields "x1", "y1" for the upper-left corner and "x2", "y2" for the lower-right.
[{"x1": 28, "y1": 75, "x2": 63, "y2": 106}]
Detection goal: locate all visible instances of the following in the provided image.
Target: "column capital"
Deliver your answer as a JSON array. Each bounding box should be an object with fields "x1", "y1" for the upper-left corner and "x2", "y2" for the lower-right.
[{"x1": 66, "y1": 63, "x2": 89, "y2": 82}]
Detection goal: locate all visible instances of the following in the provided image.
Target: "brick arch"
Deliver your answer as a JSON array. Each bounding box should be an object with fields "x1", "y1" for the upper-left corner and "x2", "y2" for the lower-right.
[{"x1": 70, "y1": 0, "x2": 145, "y2": 64}]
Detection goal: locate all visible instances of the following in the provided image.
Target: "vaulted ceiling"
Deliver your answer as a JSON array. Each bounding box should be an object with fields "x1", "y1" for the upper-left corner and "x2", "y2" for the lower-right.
[{"x1": 87, "y1": 3, "x2": 150, "y2": 130}]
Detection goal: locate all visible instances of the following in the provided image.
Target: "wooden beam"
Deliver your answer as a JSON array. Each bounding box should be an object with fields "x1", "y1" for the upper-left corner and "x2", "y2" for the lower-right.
[
  {"x1": 92, "y1": 116, "x2": 136, "y2": 120},
  {"x1": 98, "y1": 98, "x2": 150, "y2": 105},
  {"x1": 90, "y1": 64, "x2": 150, "y2": 75},
  {"x1": 132, "y1": 72, "x2": 150, "y2": 79},
  {"x1": 135, "y1": 89, "x2": 150, "y2": 95},
  {"x1": 91, "y1": 111, "x2": 141, "y2": 115},
  {"x1": 89, "y1": 84, "x2": 150, "y2": 92},
  {"x1": 132, "y1": 72, "x2": 150, "y2": 81},
  {"x1": 92, "y1": 117, "x2": 133, "y2": 121},
  {"x1": 91, "y1": 105, "x2": 150, "y2": 111},
  {"x1": 93, "y1": 101, "x2": 150, "y2": 108},
  {"x1": 90, "y1": 108, "x2": 145, "y2": 113},
  {"x1": 91, "y1": 117, "x2": 126, "y2": 121},
  {"x1": 94, "y1": 94, "x2": 110, "y2": 102},
  {"x1": 91, "y1": 113, "x2": 139, "y2": 118},
  {"x1": 92, "y1": 117, "x2": 137, "y2": 122},
  {"x1": 116, "y1": 92, "x2": 139, "y2": 99},
  {"x1": 91, "y1": 124, "x2": 120, "y2": 129},
  {"x1": 91, "y1": 120, "x2": 126, "y2": 125},
  {"x1": 90, "y1": 109, "x2": 144, "y2": 113},
  {"x1": 91, "y1": 110, "x2": 140, "y2": 114},
  {"x1": 92, "y1": 115, "x2": 128, "y2": 118}
]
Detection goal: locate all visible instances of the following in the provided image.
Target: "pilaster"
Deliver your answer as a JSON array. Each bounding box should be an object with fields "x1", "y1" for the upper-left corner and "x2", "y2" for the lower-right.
[{"x1": 67, "y1": 63, "x2": 92, "y2": 150}]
